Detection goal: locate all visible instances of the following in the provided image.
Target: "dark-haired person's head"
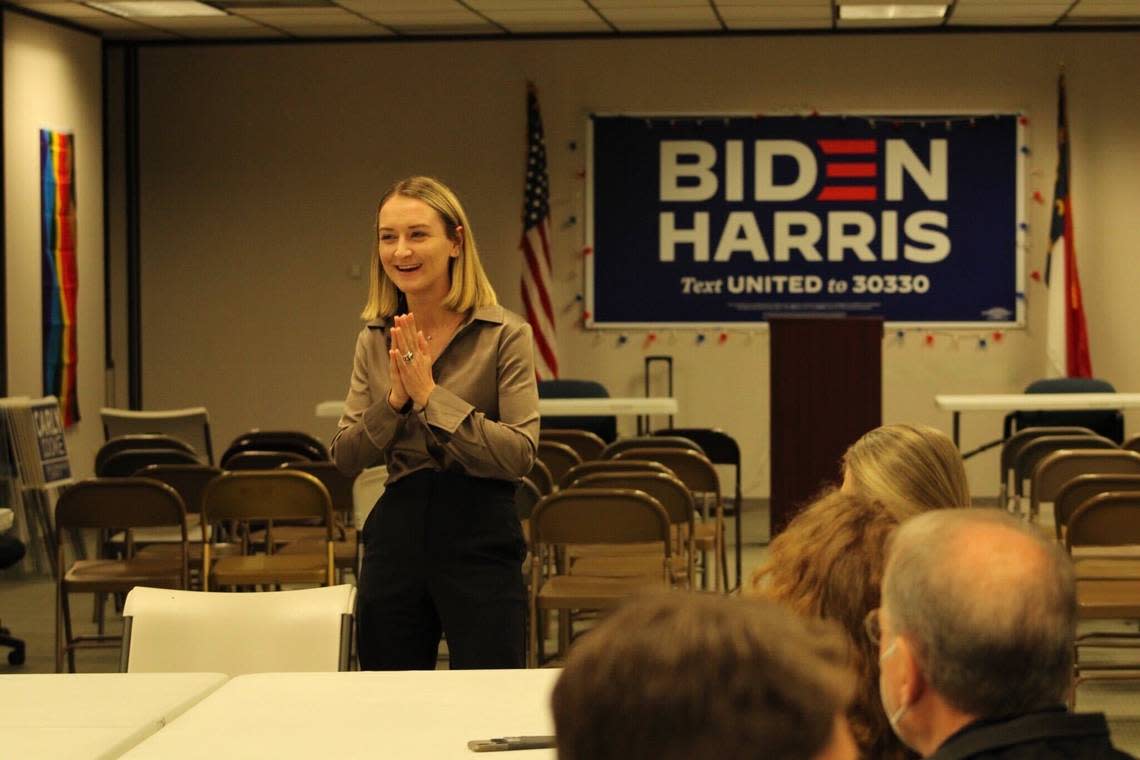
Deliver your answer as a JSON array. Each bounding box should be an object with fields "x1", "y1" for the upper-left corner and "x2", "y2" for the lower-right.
[{"x1": 551, "y1": 592, "x2": 858, "y2": 760}]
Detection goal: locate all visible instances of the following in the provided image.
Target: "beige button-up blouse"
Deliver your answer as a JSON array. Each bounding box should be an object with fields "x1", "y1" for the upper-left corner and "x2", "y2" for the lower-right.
[{"x1": 330, "y1": 304, "x2": 539, "y2": 485}]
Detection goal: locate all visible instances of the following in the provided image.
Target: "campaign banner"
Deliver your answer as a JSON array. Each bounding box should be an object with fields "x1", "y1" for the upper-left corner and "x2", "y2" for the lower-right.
[{"x1": 586, "y1": 114, "x2": 1023, "y2": 327}]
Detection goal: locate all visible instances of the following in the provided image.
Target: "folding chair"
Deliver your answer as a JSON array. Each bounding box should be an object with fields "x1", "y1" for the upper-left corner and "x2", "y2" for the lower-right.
[
  {"x1": 600, "y1": 435, "x2": 703, "y2": 460},
  {"x1": 1065, "y1": 491, "x2": 1140, "y2": 697},
  {"x1": 1031, "y1": 450, "x2": 1140, "y2": 530},
  {"x1": 558, "y1": 459, "x2": 671, "y2": 490},
  {"x1": 528, "y1": 488, "x2": 672, "y2": 667},
  {"x1": 121, "y1": 585, "x2": 357, "y2": 675},
  {"x1": 1056, "y1": 475, "x2": 1140, "y2": 539},
  {"x1": 527, "y1": 458, "x2": 555, "y2": 496},
  {"x1": 998, "y1": 427, "x2": 1097, "y2": 512},
  {"x1": 222, "y1": 450, "x2": 309, "y2": 471},
  {"x1": 221, "y1": 430, "x2": 329, "y2": 466},
  {"x1": 536, "y1": 440, "x2": 582, "y2": 487},
  {"x1": 655, "y1": 427, "x2": 743, "y2": 589},
  {"x1": 1011, "y1": 435, "x2": 1116, "y2": 517},
  {"x1": 613, "y1": 447, "x2": 726, "y2": 592},
  {"x1": 566, "y1": 471, "x2": 696, "y2": 587},
  {"x1": 202, "y1": 470, "x2": 335, "y2": 590},
  {"x1": 95, "y1": 434, "x2": 201, "y2": 474},
  {"x1": 1125, "y1": 436, "x2": 1140, "y2": 455},
  {"x1": 274, "y1": 461, "x2": 360, "y2": 582},
  {"x1": 54, "y1": 478, "x2": 188, "y2": 672},
  {"x1": 539, "y1": 429, "x2": 607, "y2": 462}
]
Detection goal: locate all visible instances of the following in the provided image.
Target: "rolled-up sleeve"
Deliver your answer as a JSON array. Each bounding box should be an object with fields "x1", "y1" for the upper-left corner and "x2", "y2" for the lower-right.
[
  {"x1": 419, "y1": 321, "x2": 539, "y2": 481},
  {"x1": 330, "y1": 328, "x2": 404, "y2": 476}
]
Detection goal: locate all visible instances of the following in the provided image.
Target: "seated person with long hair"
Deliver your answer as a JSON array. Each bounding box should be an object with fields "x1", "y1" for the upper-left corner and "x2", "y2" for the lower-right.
[{"x1": 751, "y1": 424, "x2": 970, "y2": 760}]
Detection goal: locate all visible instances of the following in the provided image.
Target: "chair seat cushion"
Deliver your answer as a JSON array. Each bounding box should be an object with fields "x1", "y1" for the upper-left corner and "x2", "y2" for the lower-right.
[
  {"x1": 1077, "y1": 578, "x2": 1140, "y2": 618},
  {"x1": 537, "y1": 574, "x2": 668, "y2": 609},
  {"x1": 63, "y1": 559, "x2": 183, "y2": 591},
  {"x1": 277, "y1": 538, "x2": 356, "y2": 567}
]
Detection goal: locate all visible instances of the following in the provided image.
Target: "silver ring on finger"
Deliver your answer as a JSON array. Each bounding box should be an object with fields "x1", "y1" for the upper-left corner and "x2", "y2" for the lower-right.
[{"x1": 403, "y1": 350, "x2": 415, "y2": 364}]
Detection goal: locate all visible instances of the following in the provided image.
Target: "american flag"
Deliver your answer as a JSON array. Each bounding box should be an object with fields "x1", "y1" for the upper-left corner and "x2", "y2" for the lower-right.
[
  {"x1": 1045, "y1": 73, "x2": 1092, "y2": 378},
  {"x1": 519, "y1": 83, "x2": 559, "y2": 380}
]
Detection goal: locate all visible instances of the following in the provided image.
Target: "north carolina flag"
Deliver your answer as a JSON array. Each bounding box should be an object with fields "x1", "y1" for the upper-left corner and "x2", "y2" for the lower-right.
[{"x1": 1045, "y1": 74, "x2": 1092, "y2": 378}]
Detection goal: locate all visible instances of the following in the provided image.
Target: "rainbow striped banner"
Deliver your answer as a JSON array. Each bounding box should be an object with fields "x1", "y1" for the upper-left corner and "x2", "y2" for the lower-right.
[{"x1": 40, "y1": 129, "x2": 79, "y2": 427}]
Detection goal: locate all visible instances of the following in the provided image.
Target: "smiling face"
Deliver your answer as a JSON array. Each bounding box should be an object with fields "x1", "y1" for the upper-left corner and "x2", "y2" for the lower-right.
[{"x1": 377, "y1": 194, "x2": 461, "y2": 303}]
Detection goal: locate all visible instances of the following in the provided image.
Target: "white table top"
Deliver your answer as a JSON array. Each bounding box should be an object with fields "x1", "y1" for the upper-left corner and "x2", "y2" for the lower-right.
[
  {"x1": 0, "y1": 672, "x2": 227, "y2": 760},
  {"x1": 935, "y1": 393, "x2": 1140, "y2": 412},
  {"x1": 316, "y1": 397, "x2": 678, "y2": 418},
  {"x1": 122, "y1": 668, "x2": 561, "y2": 759}
]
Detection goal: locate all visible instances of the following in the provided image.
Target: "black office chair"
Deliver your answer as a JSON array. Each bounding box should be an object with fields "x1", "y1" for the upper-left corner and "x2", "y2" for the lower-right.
[
  {"x1": 0, "y1": 532, "x2": 27, "y2": 665},
  {"x1": 538, "y1": 379, "x2": 617, "y2": 444},
  {"x1": 1003, "y1": 378, "x2": 1124, "y2": 444}
]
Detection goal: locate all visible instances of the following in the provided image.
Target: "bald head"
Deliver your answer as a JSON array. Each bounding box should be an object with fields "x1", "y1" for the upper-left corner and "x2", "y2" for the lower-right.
[{"x1": 882, "y1": 509, "x2": 1076, "y2": 717}]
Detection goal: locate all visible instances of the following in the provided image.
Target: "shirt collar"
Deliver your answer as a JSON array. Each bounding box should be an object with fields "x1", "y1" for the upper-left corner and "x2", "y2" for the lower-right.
[{"x1": 365, "y1": 304, "x2": 503, "y2": 331}]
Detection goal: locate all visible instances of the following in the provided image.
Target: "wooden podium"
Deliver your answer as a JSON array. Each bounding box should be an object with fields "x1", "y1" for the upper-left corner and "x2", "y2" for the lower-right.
[{"x1": 769, "y1": 316, "x2": 882, "y2": 537}]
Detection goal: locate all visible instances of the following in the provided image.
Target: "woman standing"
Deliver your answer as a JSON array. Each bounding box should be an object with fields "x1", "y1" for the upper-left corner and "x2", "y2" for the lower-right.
[{"x1": 332, "y1": 176, "x2": 539, "y2": 670}]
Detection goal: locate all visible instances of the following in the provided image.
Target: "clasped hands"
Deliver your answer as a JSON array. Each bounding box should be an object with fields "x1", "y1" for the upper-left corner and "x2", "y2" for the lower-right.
[{"x1": 387, "y1": 313, "x2": 435, "y2": 412}]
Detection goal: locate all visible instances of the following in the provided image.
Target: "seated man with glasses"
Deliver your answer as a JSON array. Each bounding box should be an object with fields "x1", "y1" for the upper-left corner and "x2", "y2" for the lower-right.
[
  {"x1": 869, "y1": 508, "x2": 1133, "y2": 759},
  {"x1": 551, "y1": 592, "x2": 858, "y2": 760}
]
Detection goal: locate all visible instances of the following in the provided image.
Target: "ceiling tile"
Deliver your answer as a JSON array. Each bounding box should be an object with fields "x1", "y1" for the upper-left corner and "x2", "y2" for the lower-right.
[{"x1": 482, "y1": 7, "x2": 610, "y2": 31}]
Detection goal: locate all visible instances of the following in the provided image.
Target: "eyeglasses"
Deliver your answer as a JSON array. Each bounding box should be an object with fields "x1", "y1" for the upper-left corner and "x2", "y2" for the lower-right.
[{"x1": 864, "y1": 608, "x2": 882, "y2": 646}]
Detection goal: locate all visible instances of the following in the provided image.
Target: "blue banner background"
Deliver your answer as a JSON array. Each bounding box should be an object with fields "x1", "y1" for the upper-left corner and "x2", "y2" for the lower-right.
[{"x1": 588, "y1": 114, "x2": 1020, "y2": 326}]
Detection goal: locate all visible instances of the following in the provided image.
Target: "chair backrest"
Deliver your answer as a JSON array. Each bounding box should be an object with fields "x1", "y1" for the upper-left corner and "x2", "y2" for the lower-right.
[
  {"x1": 1066, "y1": 491, "x2": 1140, "y2": 550},
  {"x1": 538, "y1": 379, "x2": 617, "y2": 443},
  {"x1": 1125, "y1": 436, "x2": 1140, "y2": 454},
  {"x1": 1012, "y1": 434, "x2": 1117, "y2": 497},
  {"x1": 281, "y1": 461, "x2": 355, "y2": 523},
  {"x1": 601, "y1": 435, "x2": 703, "y2": 460},
  {"x1": 569, "y1": 471, "x2": 695, "y2": 529},
  {"x1": 613, "y1": 448, "x2": 720, "y2": 498},
  {"x1": 539, "y1": 429, "x2": 607, "y2": 462},
  {"x1": 1008, "y1": 378, "x2": 1123, "y2": 443},
  {"x1": 102, "y1": 406, "x2": 214, "y2": 465},
  {"x1": 134, "y1": 464, "x2": 223, "y2": 515},
  {"x1": 351, "y1": 465, "x2": 388, "y2": 530},
  {"x1": 527, "y1": 458, "x2": 555, "y2": 495},
  {"x1": 96, "y1": 434, "x2": 200, "y2": 475},
  {"x1": 514, "y1": 477, "x2": 543, "y2": 522},
  {"x1": 202, "y1": 470, "x2": 333, "y2": 525},
  {"x1": 536, "y1": 440, "x2": 583, "y2": 486},
  {"x1": 558, "y1": 459, "x2": 672, "y2": 489},
  {"x1": 223, "y1": 450, "x2": 309, "y2": 471},
  {"x1": 97, "y1": 447, "x2": 202, "y2": 478},
  {"x1": 531, "y1": 488, "x2": 671, "y2": 551},
  {"x1": 1032, "y1": 449, "x2": 1140, "y2": 515},
  {"x1": 1054, "y1": 474, "x2": 1140, "y2": 538},
  {"x1": 999, "y1": 425, "x2": 1097, "y2": 487},
  {"x1": 653, "y1": 428, "x2": 740, "y2": 466},
  {"x1": 121, "y1": 585, "x2": 356, "y2": 675},
  {"x1": 221, "y1": 430, "x2": 329, "y2": 466}
]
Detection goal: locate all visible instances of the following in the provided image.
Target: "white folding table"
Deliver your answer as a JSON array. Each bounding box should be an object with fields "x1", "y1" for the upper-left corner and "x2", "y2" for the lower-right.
[
  {"x1": 935, "y1": 393, "x2": 1140, "y2": 448},
  {"x1": 0, "y1": 672, "x2": 227, "y2": 760},
  {"x1": 121, "y1": 668, "x2": 561, "y2": 759}
]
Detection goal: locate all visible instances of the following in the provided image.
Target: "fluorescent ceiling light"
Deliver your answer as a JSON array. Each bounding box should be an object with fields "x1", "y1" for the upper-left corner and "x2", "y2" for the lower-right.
[
  {"x1": 839, "y1": 4, "x2": 947, "y2": 21},
  {"x1": 87, "y1": 0, "x2": 225, "y2": 17}
]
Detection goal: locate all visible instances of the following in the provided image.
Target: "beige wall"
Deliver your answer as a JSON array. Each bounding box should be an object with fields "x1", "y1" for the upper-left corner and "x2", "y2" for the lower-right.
[
  {"x1": 136, "y1": 32, "x2": 1140, "y2": 496},
  {"x1": 4, "y1": 11, "x2": 104, "y2": 478}
]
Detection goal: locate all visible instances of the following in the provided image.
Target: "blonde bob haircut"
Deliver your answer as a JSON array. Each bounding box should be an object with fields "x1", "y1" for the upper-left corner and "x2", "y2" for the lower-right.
[
  {"x1": 842, "y1": 423, "x2": 970, "y2": 519},
  {"x1": 361, "y1": 176, "x2": 498, "y2": 320}
]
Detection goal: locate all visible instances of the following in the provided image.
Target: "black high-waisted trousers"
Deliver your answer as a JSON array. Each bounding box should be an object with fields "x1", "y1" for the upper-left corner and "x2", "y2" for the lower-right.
[{"x1": 356, "y1": 469, "x2": 526, "y2": 670}]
